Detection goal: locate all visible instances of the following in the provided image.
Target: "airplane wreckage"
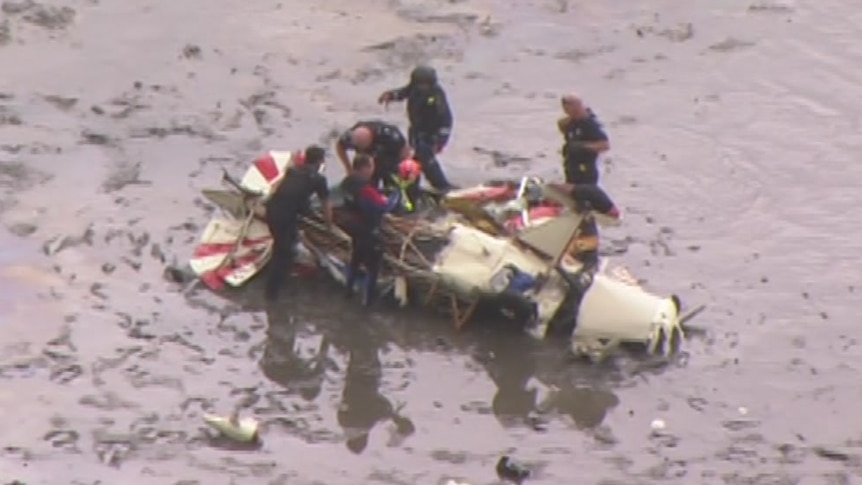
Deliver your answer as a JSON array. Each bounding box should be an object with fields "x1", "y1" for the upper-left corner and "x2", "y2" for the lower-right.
[{"x1": 187, "y1": 151, "x2": 701, "y2": 361}]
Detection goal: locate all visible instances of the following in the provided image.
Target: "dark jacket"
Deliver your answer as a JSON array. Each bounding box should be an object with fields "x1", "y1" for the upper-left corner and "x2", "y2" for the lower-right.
[
  {"x1": 265, "y1": 165, "x2": 329, "y2": 222},
  {"x1": 338, "y1": 121, "x2": 408, "y2": 166},
  {"x1": 561, "y1": 109, "x2": 609, "y2": 167},
  {"x1": 384, "y1": 84, "x2": 453, "y2": 146},
  {"x1": 340, "y1": 174, "x2": 399, "y2": 230}
]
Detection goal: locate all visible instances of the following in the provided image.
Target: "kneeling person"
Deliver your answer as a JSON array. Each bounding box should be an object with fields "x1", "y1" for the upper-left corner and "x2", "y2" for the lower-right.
[{"x1": 340, "y1": 154, "x2": 401, "y2": 306}]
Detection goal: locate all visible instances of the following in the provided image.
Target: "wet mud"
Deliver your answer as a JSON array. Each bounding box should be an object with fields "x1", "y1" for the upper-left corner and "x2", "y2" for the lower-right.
[{"x1": 1, "y1": 0, "x2": 861, "y2": 483}]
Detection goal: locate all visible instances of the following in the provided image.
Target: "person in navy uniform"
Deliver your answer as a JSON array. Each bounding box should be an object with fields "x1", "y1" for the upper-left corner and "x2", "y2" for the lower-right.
[
  {"x1": 335, "y1": 121, "x2": 411, "y2": 190},
  {"x1": 378, "y1": 65, "x2": 453, "y2": 191},
  {"x1": 263, "y1": 146, "x2": 332, "y2": 301},
  {"x1": 339, "y1": 154, "x2": 401, "y2": 306},
  {"x1": 557, "y1": 93, "x2": 610, "y2": 185}
]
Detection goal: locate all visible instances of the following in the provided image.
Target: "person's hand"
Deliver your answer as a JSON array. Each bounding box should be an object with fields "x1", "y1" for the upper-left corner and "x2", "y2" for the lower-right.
[{"x1": 378, "y1": 91, "x2": 393, "y2": 105}]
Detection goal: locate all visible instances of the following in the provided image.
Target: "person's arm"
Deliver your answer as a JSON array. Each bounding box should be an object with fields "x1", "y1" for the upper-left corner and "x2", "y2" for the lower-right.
[
  {"x1": 358, "y1": 185, "x2": 393, "y2": 215},
  {"x1": 581, "y1": 119, "x2": 610, "y2": 153},
  {"x1": 378, "y1": 85, "x2": 410, "y2": 104},
  {"x1": 434, "y1": 90, "x2": 453, "y2": 152},
  {"x1": 556, "y1": 116, "x2": 571, "y2": 135},
  {"x1": 335, "y1": 133, "x2": 352, "y2": 174},
  {"x1": 390, "y1": 129, "x2": 411, "y2": 161}
]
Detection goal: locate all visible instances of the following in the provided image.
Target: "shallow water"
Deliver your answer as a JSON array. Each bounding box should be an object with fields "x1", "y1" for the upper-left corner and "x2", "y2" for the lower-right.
[{"x1": 1, "y1": 0, "x2": 861, "y2": 483}]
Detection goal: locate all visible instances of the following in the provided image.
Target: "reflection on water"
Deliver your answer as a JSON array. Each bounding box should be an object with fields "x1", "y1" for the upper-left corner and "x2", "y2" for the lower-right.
[
  {"x1": 336, "y1": 323, "x2": 416, "y2": 454},
  {"x1": 260, "y1": 302, "x2": 329, "y2": 402},
  {"x1": 260, "y1": 297, "x2": 415, "y2": 455},
  {"x1": 476, "y1": 331, "x2": 620, "y2": 430}
]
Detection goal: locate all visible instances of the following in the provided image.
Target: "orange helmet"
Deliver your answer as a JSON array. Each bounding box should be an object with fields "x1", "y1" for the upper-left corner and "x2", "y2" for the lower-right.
[{"x1": 398, "y1": 158, "x2": 421, "y2": 181}]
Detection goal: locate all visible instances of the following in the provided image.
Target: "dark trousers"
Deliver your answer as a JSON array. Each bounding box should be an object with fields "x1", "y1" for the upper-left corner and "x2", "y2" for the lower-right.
[
  {"x1": 371, "y1": 156, "x2": 399, "y2": 190},
  {"x1": 409, "y1": 129, "x2": 452, "y2": 191},
  {"x1": 345, "y1": 229, "x2": 384, "y2": 306},
  {"x1": 265, "y1": 213, "x2": 299, "y2": 301},
  {"x1": 564, "y1": 160, "x2": 599, "y2": 185}
]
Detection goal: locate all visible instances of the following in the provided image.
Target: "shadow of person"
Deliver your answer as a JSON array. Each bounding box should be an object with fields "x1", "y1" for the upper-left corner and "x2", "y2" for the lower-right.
[
  {"x1": 259, "y1": 300, "x2": 332, "y2": 402},
  {"x1": 475, "y1": 333, "x2": 540, "y2": 428},
  {"x1": 336, "y1": 324, "x2": 415, "y2": 455},
  {"x1": 476, "y1": 330, "x2": 620, "y2": 431}
]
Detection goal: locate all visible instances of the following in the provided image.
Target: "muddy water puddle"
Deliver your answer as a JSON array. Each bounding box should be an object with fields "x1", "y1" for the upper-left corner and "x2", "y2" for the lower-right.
[{"x1": 1, "y1": 0, "x2": 862, "y2": 483}]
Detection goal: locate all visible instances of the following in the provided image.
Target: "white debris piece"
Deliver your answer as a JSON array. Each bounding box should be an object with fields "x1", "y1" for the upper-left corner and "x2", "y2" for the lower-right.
[{"x1": 650, "y1": 418, "x2": 666, "y2": 431}]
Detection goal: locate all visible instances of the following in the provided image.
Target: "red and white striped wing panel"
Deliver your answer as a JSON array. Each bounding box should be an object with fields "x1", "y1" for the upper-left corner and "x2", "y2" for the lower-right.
[
  {"x1": 240, "y1": 150, "x2": 295, "y2": 196},
  {"x1": 190, "y1": 219, "x2": 274, "y2": 291}
]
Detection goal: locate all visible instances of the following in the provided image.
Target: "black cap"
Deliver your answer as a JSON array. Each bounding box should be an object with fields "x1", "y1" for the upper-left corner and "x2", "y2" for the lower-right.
[{"x1": 304, "y1": 145, "x2": 325, "y2": 165}]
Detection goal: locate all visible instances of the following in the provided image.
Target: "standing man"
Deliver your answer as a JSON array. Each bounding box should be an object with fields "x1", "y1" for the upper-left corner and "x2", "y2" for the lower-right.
[
  {"x1": 335, "y1": 121, "x2": 411, "y2": 190},
  {"x1": 339, "y1": 154, "x2": 401, "y2": 307},
  {"x1": 557, "y1": 93, "x2": 610, "y2": 185},
  {"x1": 378, "y1": 65, "x2": 454, "y2": 191},
  {"x1": 263, "y1": 145, "x2": 333, "y2": 301}
]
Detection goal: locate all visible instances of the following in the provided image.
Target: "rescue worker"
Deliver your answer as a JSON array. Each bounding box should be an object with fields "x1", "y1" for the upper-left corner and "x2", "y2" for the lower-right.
[
  {"x1": 378, "y1": 65, "x2": 453, "y2": 191},
  {"x1": 340, "y1": 154, "x2": 401, "y2": 306},
  {"x1": 389, "y1": 158, "x2": 423, "y2": 214},
  {"x1": 263, "y1": 145, "x2": 333, "y2": 301},
  {"x1": 567, "y1": 183, "x2": 620, "y2": 268},
  {"x1": 557, "y1": 93, "x2": 610, "y2": 185},
  {"x1": 335, "y1": 121, "x2": 411, "y2": 190}
]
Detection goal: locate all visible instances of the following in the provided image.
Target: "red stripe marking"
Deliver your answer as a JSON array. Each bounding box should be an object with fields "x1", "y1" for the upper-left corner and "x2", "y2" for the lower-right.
[
  {"x1": 200, "y1": 249, "x2": 268, "y2": 290},
  {"x1": 199, "y1": 250, "x2": 318, "y2": 291},
  {"x1": 193, "y1": 236, "x2": 272, "y2": 259},
  {"x1": 254, "y1": 153, "x2": 280, "y2": 183},
  {"x1": 200, "y1": 271, "x2": 226, "y2": 291},
  {"x1": 504, "y1": 206, "x2": 563, "y2": 231},
  {"x1": 529, "y1": 205, "x2": 562, "y2": 219}
]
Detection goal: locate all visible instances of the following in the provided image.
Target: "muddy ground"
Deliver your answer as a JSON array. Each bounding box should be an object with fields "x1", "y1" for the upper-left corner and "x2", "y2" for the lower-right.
[{"x1": 1, "y1": 0, "x2": 860, "y2": 483}]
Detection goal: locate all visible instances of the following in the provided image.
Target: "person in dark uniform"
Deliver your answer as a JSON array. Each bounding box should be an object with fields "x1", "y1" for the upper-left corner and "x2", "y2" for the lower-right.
[
  {"x1": 378, "y1": 65, "x2": 453, "y2": 191},
  {"x1": 263, "y1": 145, "x2": 332, "y2": 301},
  {"x1": 557, "y1": 93, "x2": 610, "y2": 185},
  {"x1": 339, "y1": 154, "x2": 401, "y2": 306},
  {"x1": 567, "y1": 183, "x2": 621, "y2": 268},
  {"x1": 335, "y1": 121, "x2": 411, "y2": 190}
]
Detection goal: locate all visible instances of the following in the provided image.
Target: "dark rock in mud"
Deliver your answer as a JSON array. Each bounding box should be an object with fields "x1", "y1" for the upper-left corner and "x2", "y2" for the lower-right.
[
  {"x1": 748, "y1": 2, "x2": 794, "y2": 13},
  {"x1": 42, "y1": 226, "x2": 94, "y2": 255},
  {"x1": 0, "y1": 106, "x2": 22, "y2": 125},
  {"x1": 555, "y1": 45, "x2": 616, "y2": 63},
  {"x1": 6, "y1": 221, "x2": 37, "y2": 236},
  {"x1": 634, "y1": 22, "x2": 694, "y2": 43},
  {"x1": 472, "y1": 146, "x2": 530, "y2": 167},
  {"x1": 0, "y1": 161, "x2": 51, "y2": 191},
  {"x1": 102, "y1": 162, "x2": 151, "y2": 193},
  {"x1": 130, "y1": 123, "x2": 220, "y2": 141},
  {"x1": 182, "y1": 43, "x2": 202, "y2": 60},
  {"x1": 0, "y1": 19, "x2": 11, "y2": 45},
  {"x1": 81, "y1": 130, "x2": 115, "y2": 146},
  {"x1": 393, "y1": 6, "x2": 478, "y2": 28},
  {"x1": 0, "y1": 0, "x2": 30, "y2": 14},
  {"x1": 363, "y1": 33, "x2": 465, "y2": 69},
  {"x1": 42, "y1": 94, "x2": 77, "y2": 110},
  {"x1": 2, "y1": 0, "x2": 76, "y2": 30},
  {"x1": 709, "y1": 37, "x2": 756, "y2": 52}
]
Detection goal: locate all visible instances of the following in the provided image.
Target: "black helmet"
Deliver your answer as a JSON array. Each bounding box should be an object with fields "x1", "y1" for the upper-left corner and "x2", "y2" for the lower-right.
[{"x1": 410, "y1": 65, "x2": 437, "y2": 85}]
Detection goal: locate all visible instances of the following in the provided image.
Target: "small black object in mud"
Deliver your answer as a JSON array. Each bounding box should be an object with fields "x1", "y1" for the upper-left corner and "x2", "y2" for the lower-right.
[{"x1": 496, "y1": 456, "x2": 530, "y2": 483}]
